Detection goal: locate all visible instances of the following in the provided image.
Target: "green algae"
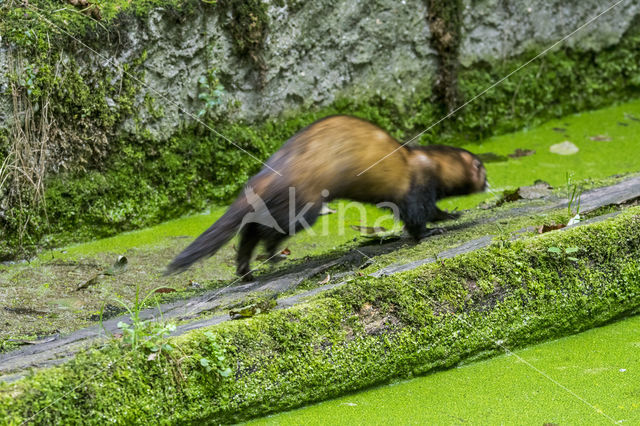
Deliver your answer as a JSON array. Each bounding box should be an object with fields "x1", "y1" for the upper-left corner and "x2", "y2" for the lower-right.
[
  {"x1": 250, "y1": 314, "x2": 640, "y2": 425},
  {"x1": 47, "y1": 201, "x2": 398, "y2": 261},
  {"x1": 3, "y1": 96, "x2": 640, "y2": 346},
  {"x1": 38, "y1": 97, "x2": 640, "y2": 261},
  {"x1": 4, "y1": 4, "x2": 640, "y2": 260},
  {"x1": 439, "y1": 98, "x2": 640, "y2": 211},
  {"x1": 2, "y1": 206, "x2": 640, "y2": 424}
]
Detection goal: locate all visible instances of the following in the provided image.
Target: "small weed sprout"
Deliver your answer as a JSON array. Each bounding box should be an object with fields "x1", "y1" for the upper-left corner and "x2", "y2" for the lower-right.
[
  {"x1": 108, "y1": 287, "x2": 232, "y2": 379},
  {"x1": 112, "y1": 285, "x2": 176, "y2": 354},
  {"x1": 547, "y1": 245, "x2": 580, "y2": 261},
  {"x1": 197, "y1": 331, "x2": 232, "y2": 378},
  {"x1": 197, "y1": 69, "x2": 225, "y2": 119},
  {"x1": 566, "y1": 172, "x2": 582, "y2": 225}
]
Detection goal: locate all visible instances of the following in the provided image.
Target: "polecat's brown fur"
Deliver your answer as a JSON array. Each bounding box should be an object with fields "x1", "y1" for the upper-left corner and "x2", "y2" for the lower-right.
[{"x1": 166, "y1": 115, "x2": 487, "y2": 278}]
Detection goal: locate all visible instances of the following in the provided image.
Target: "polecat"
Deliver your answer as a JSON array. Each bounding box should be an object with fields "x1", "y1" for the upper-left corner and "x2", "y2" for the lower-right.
[{"x1": 166, "y1": 115, "x2": 487, "y2": 278}]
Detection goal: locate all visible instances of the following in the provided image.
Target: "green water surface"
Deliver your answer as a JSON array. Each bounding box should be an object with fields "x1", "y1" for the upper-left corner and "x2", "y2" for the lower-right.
[
  {"x1": 54, "y1": 98, "x2": 640, "y2": 258},
  {"x1": 250, "y1": 315, "x2": 640, "y2": 425}
]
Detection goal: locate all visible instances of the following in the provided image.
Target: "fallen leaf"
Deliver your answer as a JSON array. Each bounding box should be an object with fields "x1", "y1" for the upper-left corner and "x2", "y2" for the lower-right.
[
  {"x1": 589, "y1": 135, "x2": 611, "y2": 142},
  {"x1": 318, "y1": 274, "x2": 331, "y2": 285},
  {"x1": 476, "y1": 152, "x2": 508, "y2": 163},
  {"x1": 147, "y1": 353, "x2": 157, "y2": 361},
  {"x1": 75, "y1": 274, "x2": 100, "y2": 291},
  {"x1": 351, "y1": 225, "x2": 388, "y2": 234},
  {"x1": 229, "y1": 304, "x2": 259, "y2": 319},
  {"x1": 104, "y1": 255, "x2": 128, "y2": 276},
  {"x1": 508, "y1": 148, "x2": 536, "y2": 158},
  {"x1": 518, "y1": 184, "x2": 553, "y2": 200},
  {"x1": 538, "y1": 224, "x2": 565, "y2": 234},
  {"x1": 154, "y1": 287, "x2": 177, "y2": 294},
  {"x1": 497, "y1": 181, "x2": 552, "y2": 206},
  {"x1": 280, "y1": 247, "x2": 291, "y2": 256}
]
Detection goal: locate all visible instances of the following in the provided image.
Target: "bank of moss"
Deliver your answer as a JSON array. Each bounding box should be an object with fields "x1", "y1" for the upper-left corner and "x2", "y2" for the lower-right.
[
  {"x1": 2, "y1": 3, "x2": 640, "y2": 259},
  {"x1": 1, "y1": 207, "x2": 639, "y2": 423},
  {"x1": 0, "y1": 0, "x2": 203, "y2": 258}
]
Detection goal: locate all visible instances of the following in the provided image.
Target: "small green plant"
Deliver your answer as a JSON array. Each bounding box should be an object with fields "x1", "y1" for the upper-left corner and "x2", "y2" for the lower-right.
[
  {"x1": 197, "y1": 69, "x2": 225, "y2": 119},
  {"x1": 197, "y1": 331, "x2": 232, "y2": 378},
  {"x1": 566, "y1": 172, "x2": 582, "y2": 225},
  {"x1": 16, "y1": 63, "x2": 38, "y2": 96},
  {"x1": 112, "y1": 285, "x2": 176, "y2": 353},
  {"x1": 547, "y1": 245, "x2": 580, "y2": 261},
  {"x1": 117, "y1": 319, "x2": 176, "y2": 353}
]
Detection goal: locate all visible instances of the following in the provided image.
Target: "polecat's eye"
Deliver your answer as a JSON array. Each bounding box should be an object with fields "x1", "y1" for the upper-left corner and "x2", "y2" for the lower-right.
[{"x1": 472, "y1": 159, "x2": 481, "y2": 170}]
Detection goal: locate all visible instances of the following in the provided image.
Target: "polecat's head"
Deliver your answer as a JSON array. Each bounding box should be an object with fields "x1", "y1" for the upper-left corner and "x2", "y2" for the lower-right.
[{"x1": 411, "y1": 145, "x2": 487, "y2": 197}]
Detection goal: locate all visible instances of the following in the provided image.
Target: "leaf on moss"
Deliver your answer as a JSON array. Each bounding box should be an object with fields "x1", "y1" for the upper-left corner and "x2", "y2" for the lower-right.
[{"x1": 538, "y1": 224, "x2": 565, "y2": 234}]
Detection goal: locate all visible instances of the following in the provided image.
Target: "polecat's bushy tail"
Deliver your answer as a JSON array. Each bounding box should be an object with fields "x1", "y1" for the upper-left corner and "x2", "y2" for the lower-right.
[{"x1": 164, "y1": 198, "x2": 248, "y2": 275}]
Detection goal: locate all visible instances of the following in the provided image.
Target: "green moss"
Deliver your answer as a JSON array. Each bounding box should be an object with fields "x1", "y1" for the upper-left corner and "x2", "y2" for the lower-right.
[
  {"x1": 448, "y1": 24, "x2": 640, "y2": 142},
  {"x1": 0, "y1": 0, "x2": 192, "y2": 44},
  {"x1": 216, "y1": 0, "x2": 270, "y2": 84},
  {"x1": 0, "y1": 51, "x2": 145, "y2": 259},
  {"x1": 253, "y1": 314, "x2": 640, "y2": 424},
  {"x1": 4, "y1": 4, "x2": 640, "y2": 260},
  {"x1": 2, "y1": 207, "x2": 640, "y2": 423}
]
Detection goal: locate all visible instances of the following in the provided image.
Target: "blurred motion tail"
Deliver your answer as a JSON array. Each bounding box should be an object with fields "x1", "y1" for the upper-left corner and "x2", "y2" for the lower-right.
[{"x1": 164, "y1": 199, "x2": 248, "y2": 275}]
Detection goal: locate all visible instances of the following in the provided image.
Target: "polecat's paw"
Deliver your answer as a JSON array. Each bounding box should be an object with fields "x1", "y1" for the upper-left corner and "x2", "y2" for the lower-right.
[
  {"x1": 240, "y1": 272, "x2": 255, "y2": 282},
  {"x1": 419, "y1": 227, "x2": 445, "y2": 239},
  {"x1": 434, "y1": 209, "x2": 461, "y2": 222},
  {"x1": 236, "y1": 264, "x2": 255, "y2": 282}
]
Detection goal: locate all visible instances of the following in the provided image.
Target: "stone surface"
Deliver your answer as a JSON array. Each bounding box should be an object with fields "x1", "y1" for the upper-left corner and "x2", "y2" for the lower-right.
[
  {"x1": 3, "y1": 174, "x2": 640, "y2": 380},
  {"x1": 549, "y1": 140, "x2": 579, "y2": 155},
  {"x1": 43, "y1": 0, "x2": 436, "y2": 141},
  {"x1": 460, "y1": 0, "x2": 640, "y2": 67},
  {"x1": 4, "y1": 1, "x2": 638, "y2": 142},
  {"x1": 0, "y1": 43, "x2": 10, "y2": 130}
]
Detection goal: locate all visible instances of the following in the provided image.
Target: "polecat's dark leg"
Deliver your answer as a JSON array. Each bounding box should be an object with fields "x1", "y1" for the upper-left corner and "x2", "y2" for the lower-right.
[
  {"x1": 400, "y1": 184, "x2": 440, "y2": 240},
  {"x1": 432, "y1": 207, "x2": 462, "y2": 222},
  {"x1": 236, "y1": 223, "x2": 260, "y2": 280},
  {"x1": 263, "y1": 231, "x2": 288, "y2": 263}
]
